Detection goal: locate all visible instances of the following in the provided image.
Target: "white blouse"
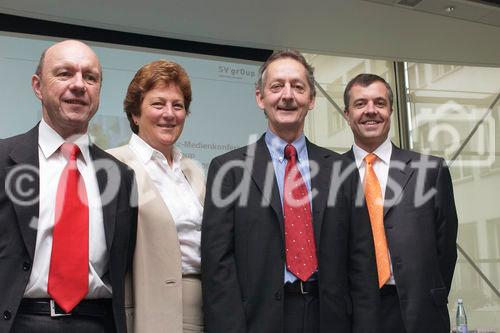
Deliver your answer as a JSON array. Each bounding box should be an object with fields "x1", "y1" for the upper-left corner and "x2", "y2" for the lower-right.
[{"x1": 129, "y1": 134, "x2": 203, "y2": 274}]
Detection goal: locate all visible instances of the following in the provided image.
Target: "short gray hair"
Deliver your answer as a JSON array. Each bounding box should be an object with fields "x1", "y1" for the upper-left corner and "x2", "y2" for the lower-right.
[{"x1": 256, "y1": 49, "x2": 316, "y2": 99}]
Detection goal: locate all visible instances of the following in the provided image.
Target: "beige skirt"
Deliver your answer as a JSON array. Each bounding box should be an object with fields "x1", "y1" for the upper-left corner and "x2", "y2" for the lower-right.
[{"x1": 182, "y1": 275, "x2": 204, "y2": 333}]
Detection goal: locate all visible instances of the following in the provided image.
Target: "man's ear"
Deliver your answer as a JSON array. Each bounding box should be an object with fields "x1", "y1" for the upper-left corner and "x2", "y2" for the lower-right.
[
  {"x1": 343, "y1": 109, "x2": 350, "y2": 125},
  {"x1": 255, "y1": 89, "x2": 265, "y2": 110},
  {"x1": 32, "y1": 74, "x2": 43, "y2": 101},
  {"x1": 308, "y1": 96, "x2": 315, "y2": 110}
]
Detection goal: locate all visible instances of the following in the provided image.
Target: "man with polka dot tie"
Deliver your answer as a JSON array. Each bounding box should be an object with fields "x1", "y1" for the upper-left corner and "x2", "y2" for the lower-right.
[
  {"x1": 202, "y1": 50, "x2": 376, "y2": 333},
  {"x1": 343, "y1": 73, "x2": 458, "y2": 333}
]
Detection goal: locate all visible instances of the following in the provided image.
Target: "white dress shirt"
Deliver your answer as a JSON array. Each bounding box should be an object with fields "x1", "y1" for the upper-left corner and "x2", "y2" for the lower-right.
[
  {"x1": 352, "y1": 137, "x2": 396, "y2": 285},
  {"x1": 129, "y1": 134, "x2": 203, "y2": 274},
  {"x1": 24, "y1": 118, "x2": 112, "y2": 298}
]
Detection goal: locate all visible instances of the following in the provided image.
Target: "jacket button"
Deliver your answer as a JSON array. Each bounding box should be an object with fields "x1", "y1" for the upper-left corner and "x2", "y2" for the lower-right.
[
  {"x1": 3, "y1": 311, "x2": 11, "y2": 320},
  {"x1": 274, "y1": 292, "x2": 282, "y2": 300},
  {"x1": 23, "y1": 261, "x2": 31, "y2": 271}
]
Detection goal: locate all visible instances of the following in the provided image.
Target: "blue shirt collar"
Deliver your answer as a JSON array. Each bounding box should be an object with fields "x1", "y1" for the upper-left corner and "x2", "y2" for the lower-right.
[{"x1": 265, "y1": 129, "x2": 307, "y2": 164}]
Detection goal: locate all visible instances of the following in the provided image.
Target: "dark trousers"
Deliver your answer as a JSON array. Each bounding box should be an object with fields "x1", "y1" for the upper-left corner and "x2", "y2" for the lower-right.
[
  {"x1": 380, "y1": 285, "x2": 407, "y2": 333},
  {"x1": 284, "y1": 292, "x2": 319, "y2": 333},
  {"x1": 11, "y1": 311, "x2": 115, "y2": 333}
]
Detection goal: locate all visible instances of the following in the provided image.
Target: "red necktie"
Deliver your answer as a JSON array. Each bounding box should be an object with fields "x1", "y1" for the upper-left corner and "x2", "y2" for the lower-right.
[
  {"x1": 283, "y1": 144, "x2": 317, "y2": 281},
  {"x1": 363, "y1": 153, "x2": 390, "y2": 288},
  {"x1": 48, "y1": 143, "x2": 89, "y2": 313}
]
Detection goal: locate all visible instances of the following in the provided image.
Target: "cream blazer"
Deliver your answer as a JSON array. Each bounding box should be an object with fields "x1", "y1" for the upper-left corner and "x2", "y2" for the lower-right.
[{"x1": 107, "y1": 145, "x2": 205, "y2": 333}]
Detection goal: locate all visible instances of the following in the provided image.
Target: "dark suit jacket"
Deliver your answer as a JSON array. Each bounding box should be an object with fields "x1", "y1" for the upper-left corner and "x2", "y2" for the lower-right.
[
  {"x1": 201, "y1": 135, "x2": 377, "y2": 333},
  {"x1": 344, "y1": 144, "x2": 458, "y2": 333},
  {"x1": 0, "y1": 125, "x2": 138, "y2": 333}
]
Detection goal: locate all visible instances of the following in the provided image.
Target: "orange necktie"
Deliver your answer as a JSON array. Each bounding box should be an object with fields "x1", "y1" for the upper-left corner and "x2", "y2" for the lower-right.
[
  {"x1": 48, "y1": 143, "x2": 89, "y2": 313},
  {"x1": 363, "y1": 153, "x2": 390, "y2": 288}
]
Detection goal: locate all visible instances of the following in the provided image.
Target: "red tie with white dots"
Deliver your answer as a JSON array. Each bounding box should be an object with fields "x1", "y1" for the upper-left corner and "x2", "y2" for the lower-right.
[
  {"x1": 48, "y1": 143, "x2": 89, "y2": 313},
  {"x1": 283, "y1": 144, "x2": 317, "y2": 281}
]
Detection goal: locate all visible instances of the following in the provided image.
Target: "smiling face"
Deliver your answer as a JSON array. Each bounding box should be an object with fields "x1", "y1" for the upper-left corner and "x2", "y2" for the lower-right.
[
  {"x1": 256, "y1": 57, "x2": 315, "y2": 142},
  {"x1": 344, "y1": 81, "x2": 393, "y2": 152},
  {"x1": 32, "y1": 40, "x2": 102, "y2": 139},
  {"x1": 133, "y1": 82, "x2": 187, "y2": 161}
]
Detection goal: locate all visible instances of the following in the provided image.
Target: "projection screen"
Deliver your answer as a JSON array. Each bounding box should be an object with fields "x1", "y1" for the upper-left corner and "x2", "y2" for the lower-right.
[{"x1": 0, "y1": 32, "x2": 267, "y2": 171}]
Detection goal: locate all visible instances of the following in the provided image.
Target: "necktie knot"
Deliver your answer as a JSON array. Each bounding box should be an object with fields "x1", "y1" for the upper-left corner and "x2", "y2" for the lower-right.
[
  {"x1": 284, "y1": 144, "x2": 297, "y2": 161},
  {"x1": 61, "y1": 143, "x2": 81, "y2": 161},
  {"x1": 364, "y1": 152, "x2": 378, "y2": 165}
]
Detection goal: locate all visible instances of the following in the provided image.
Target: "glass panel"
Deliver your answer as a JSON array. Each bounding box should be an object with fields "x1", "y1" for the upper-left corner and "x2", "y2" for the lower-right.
[
  {"x1": 302, "y1": 53, "x2": 399, "y2": 152},
  {"x1": 406, "y1": 62, "x2": 500, "y2": 332}
]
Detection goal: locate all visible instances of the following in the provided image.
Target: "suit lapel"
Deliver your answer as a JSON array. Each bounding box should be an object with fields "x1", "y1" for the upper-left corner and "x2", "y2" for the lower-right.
[
  {"x1": 344, "y1": 145, "x2": 415, "y2": 218},
  {"x1": 120, "y1": 146, "x2": 175, "y2": 224},
  {"x1": 245, "y1": 136, "x2": 331, "y2": 244},
  {"x1": 89, "y1": 145, "x2": 117, "y2": 250},
  {"x1": 384, "y1": 144, "x2": 414, "y2": 218},
  {"x1": 306, "y1": 140, "x2": 332, "y2": 245},
  {"x1": 6, "y1": 126, "x2": 40, "y2": 260},
  {"x1": 247, "y1": 135, "x2": 284, "y2": 233},
  {"x1": 344, "y1": 149, "x2": 355, "y2": 163},
  {"x1": 181, "y1": 158, "x2": 205, "y2": 206}
]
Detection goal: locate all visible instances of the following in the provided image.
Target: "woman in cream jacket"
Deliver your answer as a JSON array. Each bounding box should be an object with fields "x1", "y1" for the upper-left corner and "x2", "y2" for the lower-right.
[{"x1": 108, "y1": 60, "x2": 205, "y2": 332}]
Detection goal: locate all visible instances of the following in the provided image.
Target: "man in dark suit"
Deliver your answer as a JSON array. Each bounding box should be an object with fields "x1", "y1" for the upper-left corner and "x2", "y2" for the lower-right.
[
  {"x1": 201, "y1": 50, "x2": 377, "y2": 333},
  {"x1": 0, "y1": 40, "x2": 137, "y2": 333},
  {"x1": 343, "y1": 73, "x2": 458, "y2": 333}
]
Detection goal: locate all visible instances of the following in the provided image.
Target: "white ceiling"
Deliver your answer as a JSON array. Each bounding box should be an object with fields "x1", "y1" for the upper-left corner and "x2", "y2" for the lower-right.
[
  {"x1": 1, "y1": 0, "x2": 500, "y2": 66},
  {"x1": 365, "y1": 0, "x2": 500, "y2": 27}
]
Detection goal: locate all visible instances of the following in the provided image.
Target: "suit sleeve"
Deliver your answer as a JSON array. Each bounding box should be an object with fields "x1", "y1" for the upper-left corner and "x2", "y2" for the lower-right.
[
  {"x1": 126, "y1": 168, "x2": 138, "y2": 271},
  {"x1": 348, "y1": 166, "x2": 381, "y2": 333},
  {"x1": 434, "y1": 158, "x2": 458, "y2": 293},
  {"x1": 201, "y1": 157, "x2": 246, "y2": 333}
]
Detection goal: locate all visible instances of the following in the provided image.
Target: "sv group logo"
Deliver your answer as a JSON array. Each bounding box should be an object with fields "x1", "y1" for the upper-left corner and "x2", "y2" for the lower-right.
[{"x1": 217, "y1": 65, "x2": 256, "y2": 80}]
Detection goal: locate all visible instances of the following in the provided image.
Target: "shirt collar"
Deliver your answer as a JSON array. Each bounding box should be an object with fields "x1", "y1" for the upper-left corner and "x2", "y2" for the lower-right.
[
  {"x1": 38, "y1": 117, "x2": 91, "y2": 164},
  {"x1": 265, "y1": 129, "x2": 307, "y2": 163},
  {"x1": 352, "y1": 136, "x2": 392, "y2": 166},
  {"x1": 129, "y1": 133, "x2": 183, "y2": 166}
]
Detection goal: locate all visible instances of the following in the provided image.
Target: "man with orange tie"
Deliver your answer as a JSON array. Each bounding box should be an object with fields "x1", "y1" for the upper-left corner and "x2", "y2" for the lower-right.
[
  {"x1": 201, "y1": 50, "x2": 376, "y2": 333},
  {"x1": 0, "y1": 40, "x2": 137, "y2": 333},
  {"x1": 343, "y1": 73, "x2": 458, "y2": 333}
]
